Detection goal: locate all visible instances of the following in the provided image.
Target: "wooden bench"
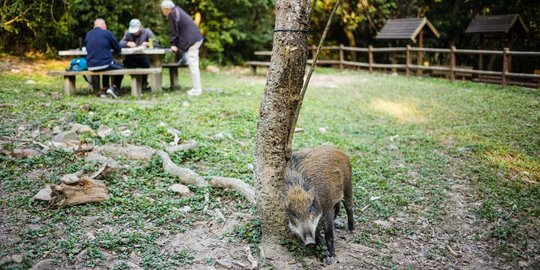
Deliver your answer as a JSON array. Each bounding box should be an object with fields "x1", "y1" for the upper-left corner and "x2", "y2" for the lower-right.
[
  {"x1": 245, "y1": 51, "x2": 271, "y2": 74},
  {"x1": 162, "y1": 63, "x2": 188, "y2": 90},
  {"x1": 47, "y1": 68, "x2": 162, "y2": 98}
]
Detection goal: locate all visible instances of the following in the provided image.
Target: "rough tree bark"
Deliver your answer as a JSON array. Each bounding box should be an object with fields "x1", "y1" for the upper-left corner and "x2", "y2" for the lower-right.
[{"x1": 254, "y1": 0, "x2": 310, "y2": 243}]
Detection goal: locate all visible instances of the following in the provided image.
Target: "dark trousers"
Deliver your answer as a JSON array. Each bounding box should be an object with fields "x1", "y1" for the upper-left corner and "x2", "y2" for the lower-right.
[
  {"x1": 123, "y1": 56, "x2": 150, "y2": 88},
  {"x1": 89, "y1": 60, "x2": 123, "y2": 91}
]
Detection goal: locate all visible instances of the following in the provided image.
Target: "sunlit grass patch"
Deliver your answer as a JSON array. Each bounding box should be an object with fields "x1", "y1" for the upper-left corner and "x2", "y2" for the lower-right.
[
  {"x1": 484, "y1": 150, "x2": 540, "y2": 183},
  {"x1": 368, "y1": 98, "x2": 428, "y2": 124}
]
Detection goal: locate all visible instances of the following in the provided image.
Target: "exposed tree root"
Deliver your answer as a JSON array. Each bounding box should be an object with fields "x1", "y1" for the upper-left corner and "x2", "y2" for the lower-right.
[
  {"x1": 210, "y1": 176, "x2": 256, "y2": 204},
  {"x1": 97, "y1": 144, "x2": 156, "y2": 160},
  {"x1": 167, "y1": 140, "x2": 199, "y2": 153},
  {"x1": 156, "y1": 150, "x2": 208, "y2": 187}
]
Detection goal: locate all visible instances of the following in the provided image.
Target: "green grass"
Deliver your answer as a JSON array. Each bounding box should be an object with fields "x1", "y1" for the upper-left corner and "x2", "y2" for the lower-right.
[{"x1": 0, "y1": 62, "x2": 539, "y2": 268}]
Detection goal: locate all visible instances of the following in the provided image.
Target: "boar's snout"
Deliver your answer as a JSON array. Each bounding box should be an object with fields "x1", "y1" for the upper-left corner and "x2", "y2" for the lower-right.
[{"x1": 304, "y1": 234, "x2": 316, "y2": 248}]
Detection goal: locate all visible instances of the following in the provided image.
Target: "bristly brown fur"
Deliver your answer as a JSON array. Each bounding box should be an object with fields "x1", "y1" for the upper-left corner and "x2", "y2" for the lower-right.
[{"x1": 284, "y1": 145, "x2": 354, "y2": 264}]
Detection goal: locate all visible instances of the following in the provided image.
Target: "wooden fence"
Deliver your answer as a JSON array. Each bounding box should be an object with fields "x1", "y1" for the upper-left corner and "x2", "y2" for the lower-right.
[{"x1": 307, "y1": 45, "x2": 540, "y2": 88}]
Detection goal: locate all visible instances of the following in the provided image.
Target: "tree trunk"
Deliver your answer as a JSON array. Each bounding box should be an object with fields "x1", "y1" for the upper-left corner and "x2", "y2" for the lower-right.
[{"x1": 254, "y1": 0, "x2": 310, "y2": 241}]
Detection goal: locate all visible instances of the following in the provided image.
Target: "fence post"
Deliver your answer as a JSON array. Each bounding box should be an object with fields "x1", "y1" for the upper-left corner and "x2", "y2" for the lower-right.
[
  {"x1": 450, "y1": 46, "x2": 456, "y2": 82},
  {"x1": 406, "y1": 45, "x2": 410, "y2": 76},
  {"x1": 502, "y1": 48, "x2": 509, "y2": 86},
  {"x1": 339, "y1": 44, "x2": 344, "y2": 70},
  {"x1": 368, "y1": 45, "x2": 374, "y2": 73}
]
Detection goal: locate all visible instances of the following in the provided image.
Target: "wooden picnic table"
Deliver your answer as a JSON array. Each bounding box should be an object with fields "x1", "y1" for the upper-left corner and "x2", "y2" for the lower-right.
[{"x1": 58, "y1": 48, "x2": 171, "y2": 92}]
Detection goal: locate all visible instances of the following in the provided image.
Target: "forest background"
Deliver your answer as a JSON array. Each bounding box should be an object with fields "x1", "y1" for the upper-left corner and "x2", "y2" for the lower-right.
[{"x1": 1, "y1": 0, "x2": 539, "y2": 66}]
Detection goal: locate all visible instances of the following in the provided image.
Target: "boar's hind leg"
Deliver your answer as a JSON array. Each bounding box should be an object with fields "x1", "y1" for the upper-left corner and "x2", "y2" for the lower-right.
[{"x1": 344, "y1": 178, "x2": 354, "y2": 231}]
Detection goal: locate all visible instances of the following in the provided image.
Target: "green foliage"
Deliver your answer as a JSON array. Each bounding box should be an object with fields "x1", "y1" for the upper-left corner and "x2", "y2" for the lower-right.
[
  {"x1": 2, "y1": 1, "x2": 539, "y2": 64},
  {"x1": 0, "y1": 0, "x2": 275, "y2": 64}
]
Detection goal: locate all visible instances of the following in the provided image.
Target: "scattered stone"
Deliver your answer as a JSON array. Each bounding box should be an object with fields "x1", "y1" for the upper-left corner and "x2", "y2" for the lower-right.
[
  {"x1": 25, "y1": 79, "x2": 36, "y2": 84},
  {"x1": 247, "y1": 163, "x2": 254, "y2": 171},
  {"x1": 182, "y1": 101, "x2": 190, "y2": 107},
  {"x1": 11, "y1": 254, "x2": 23, "y2": 263},
  {"x1": 169, "y1": 184, "x2": 191, "y2": 196},
  {"x1": 318, "y1": 127, "x2": 327, "y2": 134},
  {"x1": 97, "y1": 125, "x2": 113, "y2": 138},
  {"x1": 33, "y1": 185, "x2": 52, "y2": 201},
  {"x1": 60, "y1": 170, "x2": 84, "y2": 184},
  {"x1": 84, "y1": 232, "x2": 96, "y2": 241},
  {"x1": 29, "y1": 259, "x2": 55, "y2": 270},
  {"x1": 11, "y1": 148, "x2": 41, "y2": 158},
  {"x1": 294, "y1": 127, "x2": 305, "y2": 133},
  {"x1": 50, "y1": 130, "x2": 80, "y2": 151}
]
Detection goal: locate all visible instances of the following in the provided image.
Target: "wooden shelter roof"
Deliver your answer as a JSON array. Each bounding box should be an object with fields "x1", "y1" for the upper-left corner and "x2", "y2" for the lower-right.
[
  {"x1": 465, "y1": 14, "x2": 528, "y2": 34},
  {"x1": 375, "y1": 17, "x2": 440, "y2": 43}
]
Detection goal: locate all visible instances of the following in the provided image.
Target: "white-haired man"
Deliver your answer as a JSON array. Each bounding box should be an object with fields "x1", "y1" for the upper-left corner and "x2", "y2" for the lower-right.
[{"x1": 161, "y1": 0, "x2": 204, "y2": 96}]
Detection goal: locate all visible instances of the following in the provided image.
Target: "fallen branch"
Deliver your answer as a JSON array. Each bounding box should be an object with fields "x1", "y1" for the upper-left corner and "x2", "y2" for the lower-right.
[
  {"x1": 209, "y1": 176, "x2": 256, "y2": 204},
  {"x1": 48, "y1": 177, "x2": 109, "y2": 208},
  {"x1": 157, "y1": 150, "x2": 208, "y2": 187}
]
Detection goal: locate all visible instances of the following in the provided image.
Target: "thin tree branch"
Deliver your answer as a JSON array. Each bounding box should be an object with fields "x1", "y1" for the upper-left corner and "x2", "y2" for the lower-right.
[{"x1": 286, "y1": 0, "x2": 342, "y2": 154}]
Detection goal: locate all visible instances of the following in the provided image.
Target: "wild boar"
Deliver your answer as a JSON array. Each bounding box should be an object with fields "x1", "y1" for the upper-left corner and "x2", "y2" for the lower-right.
[{"x1": 284, "y1": 145, "x2": 354, "y2": 264}]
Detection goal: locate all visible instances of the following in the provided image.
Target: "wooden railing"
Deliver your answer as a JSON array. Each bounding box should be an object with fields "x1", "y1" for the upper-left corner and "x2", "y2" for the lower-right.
[{"x1": 307, "y1": 45, "x2": 540, "y2": 88}]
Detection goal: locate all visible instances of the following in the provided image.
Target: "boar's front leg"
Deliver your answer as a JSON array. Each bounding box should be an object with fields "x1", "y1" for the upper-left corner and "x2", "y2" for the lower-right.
[{"x1": 322, "y1": 212, "x2": 337, "y2": 264}]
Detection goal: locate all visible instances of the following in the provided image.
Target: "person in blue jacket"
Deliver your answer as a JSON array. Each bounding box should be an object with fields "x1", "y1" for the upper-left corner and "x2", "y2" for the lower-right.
[
  {"x1": 161, "y1": 0, "x2": 204, "y2": 96},
  {"x1": 85, "y1": 18, "x2": 123, "y2": 98}
]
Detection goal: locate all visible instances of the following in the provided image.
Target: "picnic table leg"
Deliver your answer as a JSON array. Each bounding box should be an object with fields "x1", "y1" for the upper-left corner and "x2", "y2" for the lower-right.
[
  {"x1": 169, "y1": 67, "x2": 179, "y2": 90},
  {"x1": 130, "y1": 75, "x2": 143, "y2": 98},
  {"x1": 64, "y1": 75, "x2": 76, "y2": 95},
  {"x1": 148, "y1": 55, "x2": 163, "y2": 92}
]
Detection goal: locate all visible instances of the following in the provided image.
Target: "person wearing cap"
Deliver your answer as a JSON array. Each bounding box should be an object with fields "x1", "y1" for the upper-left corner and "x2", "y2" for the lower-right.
[
  {"x1": 85, "y1": 18, "x2": 123, "y2": 98},
  {"x1": 119, "y1": 18, "x2": 158, "y2": 90},
  {"x1": 160, "y1": 0, "x2": 204, "y2": 96}
]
